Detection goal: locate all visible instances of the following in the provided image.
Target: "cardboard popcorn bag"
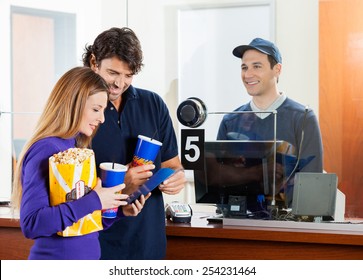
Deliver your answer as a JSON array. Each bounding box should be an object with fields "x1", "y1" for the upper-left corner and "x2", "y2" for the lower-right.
[{"x1": 49, "y1": 148, "x2": 103, "y2": 237}]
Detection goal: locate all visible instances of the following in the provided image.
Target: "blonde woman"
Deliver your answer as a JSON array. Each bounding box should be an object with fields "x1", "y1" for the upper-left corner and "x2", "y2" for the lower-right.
[{"x1": 11, "y1": 67, "x2": 147, "y2": 260}]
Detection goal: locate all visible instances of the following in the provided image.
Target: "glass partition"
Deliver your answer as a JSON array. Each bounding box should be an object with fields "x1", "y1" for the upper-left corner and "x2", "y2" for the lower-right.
[
  {"x1": 0, "y1": 6, "x2": 76, "y2": 203},
  {"x1": 180, "y1": 109, "x2": 336, "y2": 222},
  {"x1": 180, "y1": 110, "x2": 306, "y2": 219}
]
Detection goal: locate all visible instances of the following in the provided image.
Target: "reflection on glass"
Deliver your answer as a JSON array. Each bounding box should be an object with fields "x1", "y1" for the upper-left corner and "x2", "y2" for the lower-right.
[{"x1": 193, "y1": 112, "x2": 319, "y2": 220}]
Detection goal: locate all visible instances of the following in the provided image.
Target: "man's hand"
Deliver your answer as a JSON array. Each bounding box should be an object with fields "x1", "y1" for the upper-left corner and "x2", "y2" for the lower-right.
[
  {"x1": 123, "y1": 164, "x2": 155, "y2": 194},
  {"x1": 159, "y1": 169, "x2": 186, "y2": 195},
  {"x1": 122, "y1": 193, "x2": 151, "y2": 216},
  {"x1": 158, "y1": 156, "x2": 186, "y2": 195}
]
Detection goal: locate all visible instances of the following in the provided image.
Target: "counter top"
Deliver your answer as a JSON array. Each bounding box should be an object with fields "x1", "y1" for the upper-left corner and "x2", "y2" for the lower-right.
[
  {"x1": 0, "y1": 206, "x2": 20, "y2": 228},
  {"x1": 2, "y1": 207, "x2": 363, "y2": 260}
]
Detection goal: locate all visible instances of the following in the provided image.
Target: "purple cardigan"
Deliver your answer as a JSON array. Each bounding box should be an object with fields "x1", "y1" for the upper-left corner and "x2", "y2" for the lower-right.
[{"x1": 20, "y1": 136, "x2": 120, "y2": 259}]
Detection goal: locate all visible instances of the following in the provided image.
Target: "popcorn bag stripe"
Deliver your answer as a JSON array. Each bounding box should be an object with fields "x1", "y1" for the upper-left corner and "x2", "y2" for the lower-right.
[
  {"x1": 49, "y1": 161, "x2": 72, "y2": 206},
  {"x1": 49, "y1": 148, "x2": 103, "y2": 237},
  {"x1": 77, "y1": 217, "x2": 85, "y2": 235},
  {"x1": 87, "y1": 154, "x2": 96, "y2": 187}
]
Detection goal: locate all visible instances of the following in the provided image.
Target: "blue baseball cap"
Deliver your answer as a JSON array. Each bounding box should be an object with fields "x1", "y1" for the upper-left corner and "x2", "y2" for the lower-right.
[{"x1": 232, "y1": 38, "x2": 282, "y2": 64}]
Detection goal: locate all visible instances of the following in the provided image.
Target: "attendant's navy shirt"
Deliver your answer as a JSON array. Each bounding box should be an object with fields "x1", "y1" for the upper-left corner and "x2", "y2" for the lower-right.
[
  {"x1": 217, "y1": 97, "x2": 323, "y2": 207},
  {"x1": 92, "y1": 85, "x2": 178, "y2": 259}
]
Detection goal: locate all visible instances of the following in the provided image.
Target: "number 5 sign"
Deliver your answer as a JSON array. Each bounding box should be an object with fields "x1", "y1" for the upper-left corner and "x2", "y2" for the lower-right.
[{"x1": 181, "y1": 129, "x2": 204, "y2": 170}]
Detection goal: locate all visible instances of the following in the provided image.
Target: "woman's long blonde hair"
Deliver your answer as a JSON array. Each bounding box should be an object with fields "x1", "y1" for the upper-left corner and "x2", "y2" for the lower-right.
[{"x1": 11, "y1": 67, "x2": 108, "y2": 211}]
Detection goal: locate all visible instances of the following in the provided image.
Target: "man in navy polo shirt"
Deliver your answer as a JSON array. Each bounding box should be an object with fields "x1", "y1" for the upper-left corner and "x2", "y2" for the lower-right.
[{"x1": 83, "y1": 27, "x2": 186, "y2": 259}]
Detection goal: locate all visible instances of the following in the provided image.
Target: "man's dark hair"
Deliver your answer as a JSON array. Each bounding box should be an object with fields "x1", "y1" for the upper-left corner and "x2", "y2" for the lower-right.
[
  {"x1": 267, "y1": 55, "x2": 279, "y2": 83},
  {"x1": 82, "y1": 27, "x2": 143, "y2": 75},
  {"x1": 267, "y1": 55, "x2": 278, "y2": 69}
]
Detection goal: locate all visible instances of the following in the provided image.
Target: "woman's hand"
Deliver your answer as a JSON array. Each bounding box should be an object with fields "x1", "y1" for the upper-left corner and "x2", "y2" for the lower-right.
[{"x1": 93, "y1": 178, "x2": 129, "y2": 209}]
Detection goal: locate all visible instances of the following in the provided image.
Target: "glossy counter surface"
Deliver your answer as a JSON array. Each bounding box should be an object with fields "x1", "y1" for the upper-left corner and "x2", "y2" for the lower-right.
[{"x1": 165, "y1": 212, "x2": 363, "y2": 259}]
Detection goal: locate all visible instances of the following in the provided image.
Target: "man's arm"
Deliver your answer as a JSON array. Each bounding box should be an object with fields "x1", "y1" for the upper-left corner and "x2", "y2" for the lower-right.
[{"x1": 300, "y1": 113, "x2": 323, "y2": 172}]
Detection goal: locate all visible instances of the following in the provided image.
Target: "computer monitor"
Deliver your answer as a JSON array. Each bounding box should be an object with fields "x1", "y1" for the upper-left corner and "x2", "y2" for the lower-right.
[{"x1": 194, "y1": 140, "x2": 284, "y2": 217}]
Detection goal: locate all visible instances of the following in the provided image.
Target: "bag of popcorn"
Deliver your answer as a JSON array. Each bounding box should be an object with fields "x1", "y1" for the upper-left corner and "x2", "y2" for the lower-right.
[{"x1": 49, "y1": 148, "x2": 103, "y2": 237}]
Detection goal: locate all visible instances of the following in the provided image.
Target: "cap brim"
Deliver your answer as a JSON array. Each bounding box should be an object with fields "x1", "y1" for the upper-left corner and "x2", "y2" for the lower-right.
[
  {"x1": 232, "y1": 45, "x2": 253, "y2": 58},
  {"x1": 233, "y1": 45, "x2": 272, "y2": 59}
]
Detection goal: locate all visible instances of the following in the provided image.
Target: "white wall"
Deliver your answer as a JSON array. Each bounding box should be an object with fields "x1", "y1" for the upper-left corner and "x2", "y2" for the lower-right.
[
  {"x1": 128, "y1": 0, "x2": 318, "y2": 114},
  {"x1": 276, "y1": 0, "x2": 319, "y2": 116}
]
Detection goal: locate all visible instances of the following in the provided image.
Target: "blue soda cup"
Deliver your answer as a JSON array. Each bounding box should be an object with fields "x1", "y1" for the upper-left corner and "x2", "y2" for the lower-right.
[
  {"x1": 131, "y1": 135, "x2": 162, "y2": 167},
  {"x1": 99, "y1": 162, "x2": 127, "y2": 218}
]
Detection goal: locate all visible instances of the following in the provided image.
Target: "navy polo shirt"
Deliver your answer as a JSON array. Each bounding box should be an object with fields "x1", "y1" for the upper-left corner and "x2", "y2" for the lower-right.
[{"x1": 92, "y1": 85, "x2": 178, "y2": 260}]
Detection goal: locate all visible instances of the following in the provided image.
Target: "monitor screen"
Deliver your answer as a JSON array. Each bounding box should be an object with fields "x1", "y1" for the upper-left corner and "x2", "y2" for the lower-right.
[{"x1": 193, "y1": 140, "x2": 286, "y2": 217}]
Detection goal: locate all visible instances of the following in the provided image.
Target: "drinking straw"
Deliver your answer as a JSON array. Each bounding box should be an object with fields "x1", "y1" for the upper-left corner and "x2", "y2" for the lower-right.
[{"x1": 151, "y1": 129, "x2": 158, "y2": 141}]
